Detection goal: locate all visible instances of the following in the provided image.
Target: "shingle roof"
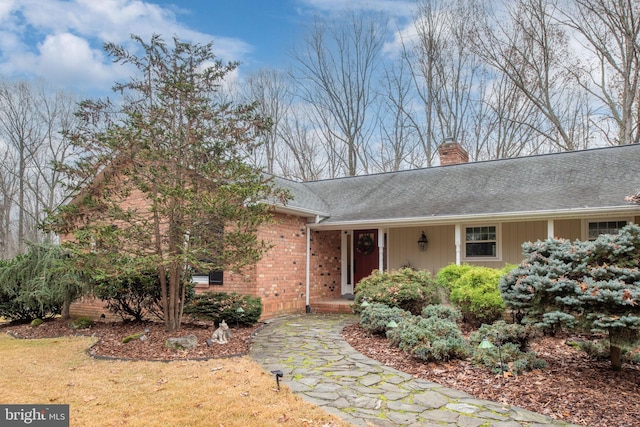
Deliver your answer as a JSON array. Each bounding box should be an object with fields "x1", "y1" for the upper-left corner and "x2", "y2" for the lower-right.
[{"x1": 276, "y1": 144, "x2": 640, "y2": 226}]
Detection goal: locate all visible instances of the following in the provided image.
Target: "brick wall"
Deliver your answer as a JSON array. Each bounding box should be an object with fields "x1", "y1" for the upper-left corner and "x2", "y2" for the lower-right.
[{"x1": 308, "y1": 230, "x2": 342, "y2": 301}]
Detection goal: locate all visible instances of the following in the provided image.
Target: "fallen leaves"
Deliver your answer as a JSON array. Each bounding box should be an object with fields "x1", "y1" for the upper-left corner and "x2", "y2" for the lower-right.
[{"x1": 342, "y1": 323, "x2": 640, "y2": 427}]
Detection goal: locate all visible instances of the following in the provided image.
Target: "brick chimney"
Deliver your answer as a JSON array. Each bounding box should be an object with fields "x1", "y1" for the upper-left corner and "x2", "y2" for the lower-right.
[{"x1": 438, "y1": 139, "x2": 469, "y2": 166}]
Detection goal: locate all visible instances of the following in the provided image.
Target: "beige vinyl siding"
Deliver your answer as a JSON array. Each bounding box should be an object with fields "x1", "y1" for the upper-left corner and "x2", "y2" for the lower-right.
[
  {"x1": 554, "y1": 219, "x2": 582, "y2": 240},
  {"x1": 388, "y1": 226, "x2": 455, "y2": 274}
]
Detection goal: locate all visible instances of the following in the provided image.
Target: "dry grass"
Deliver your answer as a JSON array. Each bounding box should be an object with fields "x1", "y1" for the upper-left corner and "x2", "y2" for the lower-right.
[{"x1": 0, "y1": 334, "x2": 352, "y2": 427}]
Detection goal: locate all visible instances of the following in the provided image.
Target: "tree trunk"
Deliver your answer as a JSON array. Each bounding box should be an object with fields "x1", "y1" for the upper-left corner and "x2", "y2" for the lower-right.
[{"x1": 610, "y1": 344, "x2": 622, "y2": 371}]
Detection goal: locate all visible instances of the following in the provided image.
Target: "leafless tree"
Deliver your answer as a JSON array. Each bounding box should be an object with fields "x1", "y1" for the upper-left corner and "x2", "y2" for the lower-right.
[
  {"x1": 558, "y1": 0, "x2": 640, "y2": 145},
  {"x1": 291, "y1": 11, "x2": 385, "y2": 176},
  {"x1": 471, "y1": 0, "x2": 592, "y2": 152},
  {"x1": 0, "y1": 80, "x2": 78, "y2": 258}
]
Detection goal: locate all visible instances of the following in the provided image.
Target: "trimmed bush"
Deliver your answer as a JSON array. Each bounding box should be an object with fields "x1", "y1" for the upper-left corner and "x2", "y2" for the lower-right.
[
  {"x1": 469, "y1": 320, "x2": 545, "y2": 375},
  {"x1": 359, "y1": 303, "x2": 410, "y2": 335},
  {"x1": 449, "y1": 267, "x2": 504, "y2": 325},
  {"x1": 468, "y1": 320, "x2": 538, "y2": 352},
  {"x1": 421, "y1": 304, "x2": 463, "y2": 323},
  {"x1": 353, "y1": 268, "x2": 440, "y2": 315},
  {"x1": 387, "y1": 315, "x2": 469, "y2": 362},
  {"x1": 93, "y1": 267, "x2": 194, "y2": 322},
  {"x1": 435, "y1": 263, "x2": 473, "y2": 289},
  {"x1": 184, "y1": 292, "x2": 262, "y2": 326}
]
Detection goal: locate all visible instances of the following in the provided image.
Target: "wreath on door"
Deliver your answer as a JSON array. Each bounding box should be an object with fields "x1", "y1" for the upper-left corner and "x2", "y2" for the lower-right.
[{"x1": 355, "y1": 234, "x2": 375, "y2": 255}]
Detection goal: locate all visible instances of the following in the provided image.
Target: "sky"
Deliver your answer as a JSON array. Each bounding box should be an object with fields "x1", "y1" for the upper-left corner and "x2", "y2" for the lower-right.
[{"x1": 0, "y1": 0, "x2": 417, "y2": 97}]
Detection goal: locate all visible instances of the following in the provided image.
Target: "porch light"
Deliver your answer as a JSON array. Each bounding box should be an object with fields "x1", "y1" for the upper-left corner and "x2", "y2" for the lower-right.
[{"x1": 417, "y1": 231, "x2": 428, "y2": 251}]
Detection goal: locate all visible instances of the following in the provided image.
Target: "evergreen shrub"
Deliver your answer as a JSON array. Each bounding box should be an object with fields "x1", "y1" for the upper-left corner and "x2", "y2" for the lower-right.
[
  {"x1": 449, "y1": 267, "x2": 505, "y2": 325},
  {"x1": 387, "y1": 315, "x2": 469, "y2": 362},
  {"x1": 359, "y1": 303, "x2": 410, "y2": 335},
  {"x1": 468, "y1": 320, "x2": 538, "y2": 352},
  {"x1": 435, "y1": 263, "x2": 473, "y2": 289},
  {"x1": 421, "y1": 304, "x2": 463, "y2": 323},
  {"x1": 92, "y1": 267, "x2": 193, "y2": 322},
  {"x1": 184, "y1": 291, "x2": 262, "y2": 326},
  {"x1": 353, "y1": 268, "x2": 439, "y2": 315},
  {"x1": 500, "y1": 224, "x2": 640, "y2": 369}
]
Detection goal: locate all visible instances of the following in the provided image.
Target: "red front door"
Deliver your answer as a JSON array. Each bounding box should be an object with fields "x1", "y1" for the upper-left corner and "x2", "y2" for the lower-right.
[{"x1": 353, "y1": 229, "x2": 379, "y2": 286}]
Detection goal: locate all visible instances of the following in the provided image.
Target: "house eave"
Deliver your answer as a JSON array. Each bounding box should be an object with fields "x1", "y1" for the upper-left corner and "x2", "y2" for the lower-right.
[
  {"x1": 272, "y1": 203, "x2": 330, "y2": 220},
  {"x1": 307, "y1": 205, "x2": 640, "y2": 230}
]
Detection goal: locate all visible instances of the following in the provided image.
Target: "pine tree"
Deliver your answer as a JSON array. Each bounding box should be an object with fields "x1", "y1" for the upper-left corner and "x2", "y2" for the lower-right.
[
  {"x1": 500, "y1": 225, "x2": 640, "y2": 370},
  {"x1": 46, "y1": 35, "x2": 288, "y2": 332}
]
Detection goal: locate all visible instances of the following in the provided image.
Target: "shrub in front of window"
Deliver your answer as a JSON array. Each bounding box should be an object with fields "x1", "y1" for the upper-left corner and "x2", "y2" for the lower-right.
[
  {"x1": 359, "y1": 303, "x2": 411, "y2": 335},
  {"x1": 353, "y1": 268, "x2": 440, "y2": 315},
  {"x1": 387, "y1": 314, "x2": 469, "y2": 362},
  {"x1": 449, "y1": 267, "x2": 505, "y2": 326},
  {"x1": 184, "y1": 291, "x2": 262, "y2": 326},
  {"x1": 500, "y1": 224, "x2": 640, "y2": 370},
  {"x1": 434, "y1": 263, "x2": 473, "y2": 290}
]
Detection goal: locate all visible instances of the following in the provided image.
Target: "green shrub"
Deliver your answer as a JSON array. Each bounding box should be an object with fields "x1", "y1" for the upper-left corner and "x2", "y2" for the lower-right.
[
  {"x1": 472, "y1": 342, "x2": 547, "y2": 375},
  {"x1": 450, "y1": 267, "x2": 504, "y2": 325},
  {"x1": 469, "y1": 321, "x2": 545, "y2": 375},
  {"x1": 435, "y1": 263, "x2": 473, "y2": 289},
  {"x1": 359, "y1": 303, "x2": 410, "y2": 335},
  {"x1": 93, "y1": 266, "x2": 194, "y2": 322},
  {"x1": 353, "y1": 268, "x2": 439, "y2": 315},
  {"x1": 68, "y1": 317, "x2": 93, "y2": 329},
  {"x1": 30, "y1": 318, "x2": 43, "y2": 328},
  {"x1": 183, "y1": 292, "x2": 262, "y2": 326},
  {"x1": 421, "y1": 304, "x2": 463, "y2": 323},
  {"x1": 0, "y1": 244, "x2": 84, "y2": 321},
  {"x1": 387, "y1": 315, "x2": 469, "y2": 362},
  {"x1": 468, "y1": 321, "x2": 538, "y2": 352}
]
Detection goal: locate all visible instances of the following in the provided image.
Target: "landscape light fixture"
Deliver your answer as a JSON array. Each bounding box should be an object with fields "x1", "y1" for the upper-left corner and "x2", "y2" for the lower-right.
[
  {"x1": 360, "y1": 299, "x2": 370, "y2": 308},
  {"x1": 386, "y1": 320, "x2": 398, "y2": 329},
  {"x1": 271, "y1": 370, "x2": 284, "y2": 391},
  {"x1": 417, "y1": 231, "x2": 428, "y2": 251},
  {"x1": 236, "y1": 306, "x2": 245, "y2": 327},
  {"x1": 478, "y1": 336, "x2": 505, "y2": 375}
]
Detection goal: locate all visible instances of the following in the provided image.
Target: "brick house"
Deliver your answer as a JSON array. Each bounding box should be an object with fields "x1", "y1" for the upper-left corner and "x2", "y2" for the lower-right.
[{"x1": 71, "y1": 143, "x2": 640, "y2": 320}]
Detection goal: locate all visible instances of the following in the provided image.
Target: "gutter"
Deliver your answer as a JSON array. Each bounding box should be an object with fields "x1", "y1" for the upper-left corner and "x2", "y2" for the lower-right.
[{"x1": 305, "y1": 205, "x2": 640, "y2": 230}]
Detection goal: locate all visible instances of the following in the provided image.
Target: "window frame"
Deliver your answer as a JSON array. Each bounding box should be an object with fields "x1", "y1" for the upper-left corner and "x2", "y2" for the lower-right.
[
  {"x1": 462, "y1": 224, "x2": 501, "y2": 261},
  {"x1": 583, "y1": 218, "x2": 631, "y2": 240}
]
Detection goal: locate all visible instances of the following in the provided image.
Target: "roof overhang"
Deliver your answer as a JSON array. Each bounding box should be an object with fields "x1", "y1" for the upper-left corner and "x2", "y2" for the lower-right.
[
  {"x1": 272, "y1": 203, "x2": 330, "y2": 222},
  {"x1": 306, "y1": 205, "x2": 640, "y2": 230}
]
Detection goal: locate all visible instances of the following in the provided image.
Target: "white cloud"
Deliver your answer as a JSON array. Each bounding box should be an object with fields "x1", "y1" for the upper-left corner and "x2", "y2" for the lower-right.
[{"x1": 0, "y1": 0, "x2": 252, "y2": 96}]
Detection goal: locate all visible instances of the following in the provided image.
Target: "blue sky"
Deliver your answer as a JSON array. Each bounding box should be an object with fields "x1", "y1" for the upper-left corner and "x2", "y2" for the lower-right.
[{"x1": 0, "y1": 0, "x2": 416, "y2": 97}]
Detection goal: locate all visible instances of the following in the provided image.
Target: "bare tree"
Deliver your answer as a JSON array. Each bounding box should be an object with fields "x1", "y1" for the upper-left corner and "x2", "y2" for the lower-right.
[
  {"x1": 291, "y1": 11, "x2": 385, "y2": 177},
  {"x1": 471, "y1": 0, "x2": 592, "y2": 151},
  {"x1": 0, "y1": 80, "x2": 79, "y2": 258},
  {"x1": 558, "y1": 0, "x2": 640, "y2": 145}
]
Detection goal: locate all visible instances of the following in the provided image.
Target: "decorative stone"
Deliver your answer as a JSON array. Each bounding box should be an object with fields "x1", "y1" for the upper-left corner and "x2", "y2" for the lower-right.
[{"x1": 166, "y1": 335, "x2": 198, "y2": 350}]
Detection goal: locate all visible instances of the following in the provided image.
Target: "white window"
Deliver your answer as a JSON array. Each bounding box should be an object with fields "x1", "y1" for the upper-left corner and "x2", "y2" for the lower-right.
[
  {"x1": 586, "y1": 220, "x2": 629, "y2": 240},
  {"x1": 464, "y1": 225, "x2": 499, "y2": 259}
]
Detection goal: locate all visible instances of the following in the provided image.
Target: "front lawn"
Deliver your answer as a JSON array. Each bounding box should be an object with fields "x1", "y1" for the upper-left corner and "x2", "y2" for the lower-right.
[{"x1": 0, "y1": 334, "x2": 350, "y2": 427}]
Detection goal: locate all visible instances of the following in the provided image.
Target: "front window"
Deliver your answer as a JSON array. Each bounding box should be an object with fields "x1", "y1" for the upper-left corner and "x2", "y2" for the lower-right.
[
  {"x1": 587, "y1": 220, "x2": 628, "y2": 240},
  {"x1": 465, "y1": 225, "x2": 497, "y2": 258}
]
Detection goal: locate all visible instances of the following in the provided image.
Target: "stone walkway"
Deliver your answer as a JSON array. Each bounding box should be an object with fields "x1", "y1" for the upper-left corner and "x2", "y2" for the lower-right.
[{"x1": 250, "y1": 314, "x2": 578, "y2": 427}]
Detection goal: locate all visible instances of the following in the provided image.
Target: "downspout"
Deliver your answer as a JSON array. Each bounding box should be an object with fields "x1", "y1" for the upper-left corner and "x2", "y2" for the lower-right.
[{"x1": 547, "y1": 219, "x2": 555, "y2": 239}]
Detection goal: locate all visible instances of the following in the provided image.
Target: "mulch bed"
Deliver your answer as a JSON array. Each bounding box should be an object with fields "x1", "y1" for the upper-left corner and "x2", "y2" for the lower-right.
[
  {"x1": 3, "y1": 318, "x2": 640, "y2": 426},
  {"x1": 2, "y1": 318, "x2": 263, "y2": 361},
  {"x1": 341, "y1": 323, "x2": 640, "y2": 427}
]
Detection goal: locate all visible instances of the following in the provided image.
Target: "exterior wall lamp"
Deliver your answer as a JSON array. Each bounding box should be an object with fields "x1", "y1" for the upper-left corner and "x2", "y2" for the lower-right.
[{"x1": 417, "y1": 231, "x2": 428, "y2": 251}]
